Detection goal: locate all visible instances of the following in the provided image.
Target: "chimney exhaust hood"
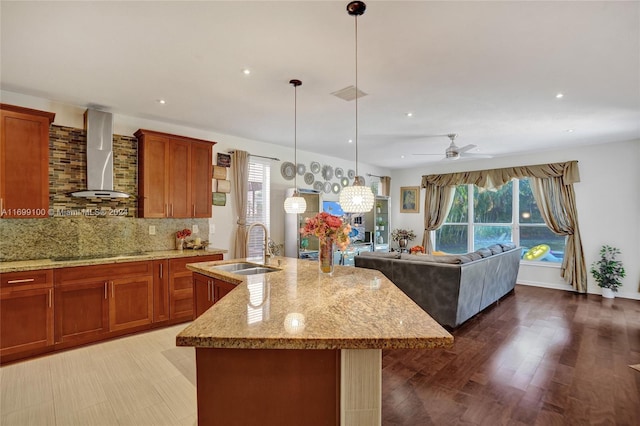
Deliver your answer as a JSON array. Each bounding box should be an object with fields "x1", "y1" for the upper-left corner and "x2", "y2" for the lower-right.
[{"x1": 71, "y1": 109, "x2": 131, "y2": 198}]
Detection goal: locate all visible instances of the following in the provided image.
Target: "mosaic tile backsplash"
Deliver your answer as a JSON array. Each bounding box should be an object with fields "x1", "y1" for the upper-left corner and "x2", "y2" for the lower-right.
[{"x1": 1, "y1": 125, "x2": 211, "y2": 261}]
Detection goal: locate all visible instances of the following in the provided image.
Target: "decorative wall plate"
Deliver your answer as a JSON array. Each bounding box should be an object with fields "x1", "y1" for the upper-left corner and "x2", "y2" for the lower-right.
[
  {"x1": 356, "y1": 175, "x2": 366, "y2": 185},
  {"x1": 321, "y1": 165, "x2": 334, "y2": 181},
  {"x1": 332, "y1": 183, "x2": 341, "y2": 194},
  {"x1": 313, "y1": 181, "x2": 324, "y2": 191},
  {"x1": 347, "y1": 169, "x2": 356, "y2": 179},
  {"x1": 310, "y1": 162, "x2": 321, "y2": 174},
  {"x1": 341, "y1": 177, "x2": 349, "y2": 187},
  {"x1": 297, "y1": 163, "x2": 306, "y2": 175},
  {"x1": 323, "y1": 181, "x2": 332, "y2": 193},
  {"x1": 281, "y1": 162, "x2": 296, "y2": 180},
  {"x1": 304, "y1": 172, "x2": 314, "y2": 185},
  {"x1": 335, "y1": 167, "x2": 344, "y2": 178}
]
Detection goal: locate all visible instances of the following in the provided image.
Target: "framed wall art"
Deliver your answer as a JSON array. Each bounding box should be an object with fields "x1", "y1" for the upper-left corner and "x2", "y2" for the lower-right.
[
  {"x1": 212, "y1": 192, "x2": 226, "y2": 206},
  {"x1": 400, "y1": 186, "x2": 420, "y2": 213},
  {"x1": 216, "y1": 153, "x2": 231, "y2": 167}
]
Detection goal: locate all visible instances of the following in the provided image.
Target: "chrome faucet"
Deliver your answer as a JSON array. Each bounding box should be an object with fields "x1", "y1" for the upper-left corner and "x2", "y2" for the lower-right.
[{"x1": 246, "y1": 222, "x2": 270, "y2": 265}]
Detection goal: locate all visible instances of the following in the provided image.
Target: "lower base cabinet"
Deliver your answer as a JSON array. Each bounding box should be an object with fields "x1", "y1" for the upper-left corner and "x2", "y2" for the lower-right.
[
  {"x1": 0, "y1": 270, "x2": 54, "y2": 359},
  {"x1": 194, "y1": 274, "x2": 237, "y2": 318},
  {"x1": 1, "y1": 253, "x2": 225, "y2": 364}
]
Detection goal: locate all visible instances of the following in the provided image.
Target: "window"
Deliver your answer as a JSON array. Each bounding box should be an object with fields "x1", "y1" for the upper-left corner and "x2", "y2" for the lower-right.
[
  {"x1": 435, "y1": 179, "x2": 565, "y2": 262},
  {"x1": 246, "y1": 159, "x2": 270, "y2": 259}
]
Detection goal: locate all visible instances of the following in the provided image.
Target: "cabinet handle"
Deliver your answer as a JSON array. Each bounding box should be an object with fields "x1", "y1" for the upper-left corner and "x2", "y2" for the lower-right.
[
  {"x1": 165, "y1": 204, "x2": 168, "y2": 216},
  {"x1": 0, "y1": 197, "x2": 3, "y2": 217},
  {"x1": 111, "y1": 281, "x2": 114, "y2": 298},
  {"x1": 48, "y1": 288, "x2": 52, "y2": 308},
  {"x1": 7, "y1": 278, "x2": 35, "y2": 284},
  {"x1": 171, "y1": 204, "x2": 174, "y2": 217},
  {"x1": 207, "y1": 281, "x2": 211, "y2": 302},
  {"x1": 104, "y1": 282, "x2": 108, "y2": 299},
  {"x1": 193, "y1": 204, "x2": 196, "y2": 216},
  {"x1": 211, "y1": 280, "x2": 215, "y2": 302},
  {"x1": 159, "y1": 263, "x2": 163, "y2": 278}
]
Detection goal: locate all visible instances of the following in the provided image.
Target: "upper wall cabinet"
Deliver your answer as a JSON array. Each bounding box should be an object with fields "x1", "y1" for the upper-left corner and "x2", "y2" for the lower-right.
[
  {"x1": 0, "y1": 104, "x2": 55, "y2": 218},
  {"x1": 135, "y1": 129, "x2": 215, "y2": 218}
]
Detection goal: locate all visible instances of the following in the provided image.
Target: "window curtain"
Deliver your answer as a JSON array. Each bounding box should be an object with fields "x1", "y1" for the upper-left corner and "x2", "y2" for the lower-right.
[
  {"x1": 380, "y1": 176, "x2": 391, "y2": 197},
  {"x1": 232, "y1": 150, "x2": 249, "y2": 258},
  {"x1": 421, "y1": 161, "x2": 586, "y2": 293},
  {"x1": 530, "y1": 176, "x2": 587, "y2": 293},
  {"x1": 421, "y1": 185, "x2": 456, "y2": 253}
]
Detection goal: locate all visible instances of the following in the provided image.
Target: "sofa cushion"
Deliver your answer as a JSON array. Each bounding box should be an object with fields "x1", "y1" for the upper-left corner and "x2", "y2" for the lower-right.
[
  {"x1": 401, "y1": 253, "x2": 468, "y2": 264},
  {"x1": 464, "y1": 251, "x2": 483, "y2": 261},
  {"x1": 487, "y1": 244, "x2": 504, "y2": 255},
  {"x1": 475, "y1": 248, "x2": 493, "y2": 258},
  {"x1": 500, "y1": 242, "x2": 516, "y2": 251},
  {"x1": 357, "y1": 251, "x2": 400, "y2": 259}
]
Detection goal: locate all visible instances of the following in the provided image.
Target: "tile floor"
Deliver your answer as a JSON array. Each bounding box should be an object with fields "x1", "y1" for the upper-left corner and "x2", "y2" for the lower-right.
[{"x1": 0, "y1": 324, "x2": 197, "y2": 426}]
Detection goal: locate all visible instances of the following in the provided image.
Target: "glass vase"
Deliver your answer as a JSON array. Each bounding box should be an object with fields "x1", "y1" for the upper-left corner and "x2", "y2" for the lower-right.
[
  {"x1": 319, "y1": 237, "x2": 334, "y2": 275},
  {"x1": 176, "y1": 237, "x2": 185, "y2": 250}
]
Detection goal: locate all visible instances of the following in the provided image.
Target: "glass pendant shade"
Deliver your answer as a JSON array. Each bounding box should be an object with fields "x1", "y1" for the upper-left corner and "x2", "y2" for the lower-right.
[
  {"x1": 284, "y1": 194, "x2": 307, "y2": 214},
  {"x1": 339, "y1": 184, "x2": 374, "y2": 213},
  {"x1": 283, "y1": 79, "x2": 307, "y2": 214}
]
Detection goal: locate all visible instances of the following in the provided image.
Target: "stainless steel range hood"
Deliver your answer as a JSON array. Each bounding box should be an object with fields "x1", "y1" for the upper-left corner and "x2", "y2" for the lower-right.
[{"x1": 71, "y1": 109, "x2": 131, "y2": 198}]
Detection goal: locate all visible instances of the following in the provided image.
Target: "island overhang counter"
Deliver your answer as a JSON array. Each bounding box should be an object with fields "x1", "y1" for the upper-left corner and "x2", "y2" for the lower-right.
[{"x1": 177, "y1": 257, "x2": 453, "y2": 426}]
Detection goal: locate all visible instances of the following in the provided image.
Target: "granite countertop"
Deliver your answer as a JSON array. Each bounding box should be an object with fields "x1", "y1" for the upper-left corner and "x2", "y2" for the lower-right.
[
  {"x1": 177, "y1": 257, "x2": 453, "y2": 350},
  {"x1": 0, "y1": 248, "x2": 227, "y2": 273}
]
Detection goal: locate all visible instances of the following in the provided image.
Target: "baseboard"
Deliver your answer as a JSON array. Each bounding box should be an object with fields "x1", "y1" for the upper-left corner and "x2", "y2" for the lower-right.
[{"x1": 517, "y1": 280, "x2": 640, "y2": 300}]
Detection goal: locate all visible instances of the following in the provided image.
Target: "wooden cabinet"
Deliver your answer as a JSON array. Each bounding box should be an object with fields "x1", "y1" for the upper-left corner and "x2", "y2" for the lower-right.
[
  {"x1": 0, "y1": 104, "x2": 55, "y2": 218},
  {"x1": 136, "y1": 129, "x2": 215, "y2": 218},
  {"x1": 54, "y1": 261, "x2": 153, "y2": 345},
  {"x1": 193, "y1": 273, "x2": 214, "y2": 318},
  {"x1": 153, "y1": 260, "x2": 170, "y2": 323},
  {"x1": 109, "y1": 275, "x2": 153, "y2": 332},
  {"x1": 194, "y1": 275, "x2": 237, "y2": 318},
  {"x1": 0, "y1": 270, "x2": 54, "y2": 360},
  {"x1": 169, "y1": 254, "x2": 223, "y2": 320}
]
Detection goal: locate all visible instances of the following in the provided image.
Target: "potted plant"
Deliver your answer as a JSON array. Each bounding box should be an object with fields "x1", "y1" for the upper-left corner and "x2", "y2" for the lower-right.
[{"x1": 590, "y1": 245, "x2": 625, "y2": 298}]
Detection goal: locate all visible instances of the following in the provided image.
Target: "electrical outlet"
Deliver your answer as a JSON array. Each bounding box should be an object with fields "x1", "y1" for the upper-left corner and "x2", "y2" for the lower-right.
[
  {"x1": 192, "y1": 225, "x2": 199, "y2": 234},
  {"x1": 148, "y1": 225, "x2": 156, "y2": 235}
]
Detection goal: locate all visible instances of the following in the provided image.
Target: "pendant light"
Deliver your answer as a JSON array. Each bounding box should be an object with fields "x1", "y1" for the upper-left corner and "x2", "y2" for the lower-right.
[
  {"x1": 339, "y1": 1, "x2": 374, "y2": 213},
  {"x1": 283, "y1": 79, "x2": 307, "y2": 214}
]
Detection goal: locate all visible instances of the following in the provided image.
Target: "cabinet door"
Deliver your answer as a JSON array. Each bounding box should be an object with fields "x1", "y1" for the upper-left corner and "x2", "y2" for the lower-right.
[
  {"x1": 109, "y1": 276, "x2": 153, "y2": 332},
  {"x1": 0, "y1": 287, "x2": 53, "y2": 357},
  {"x1": 214, "y1": 279, "x2": 236, "y2": 303},
  {"x1": 153, "y1": 260, "x2": 170, "y2": 323},
  {"x1": 193, "y1": 273, "x2": 214, "y2": 318},
  {"x1": 138, "y1": 134, "x2": 169, "y2": 218},
  {"x1": 0, "y1": 106, "x2": 54, "y2": 218},
  {"x1": 191, "y1": 142, "x2": 212, "y2": 218},
  {"x1": 55, "y1": 280, "x2": 109, "y2": 344},
  {"x1": 169, "y1": 259, "x2": 196, "y2": 321},
  {"x1": 168, "y1": 139, "x2": 191, "y2": 218}
]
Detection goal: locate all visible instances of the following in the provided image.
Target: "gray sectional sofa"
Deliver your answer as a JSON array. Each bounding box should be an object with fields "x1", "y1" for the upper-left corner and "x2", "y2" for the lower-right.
[{"x1": 354, "y1": 243, "x2": 520, "y2": 329}]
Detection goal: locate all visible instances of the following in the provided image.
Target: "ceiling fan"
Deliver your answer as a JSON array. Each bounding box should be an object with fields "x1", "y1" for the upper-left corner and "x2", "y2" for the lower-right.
[{"x1": 413, "y1": 133, "x2": 492, "y2": 160}]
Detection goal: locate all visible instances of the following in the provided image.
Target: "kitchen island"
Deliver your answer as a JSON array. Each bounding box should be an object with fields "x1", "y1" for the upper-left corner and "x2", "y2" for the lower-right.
[{"x1": 178, "y1": 257, "x2": 453, "y2": 426}]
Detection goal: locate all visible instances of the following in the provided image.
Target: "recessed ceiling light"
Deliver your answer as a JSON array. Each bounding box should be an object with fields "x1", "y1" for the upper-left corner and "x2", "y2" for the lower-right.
[
  {"x1": 242, "y1": 68, "x2": 251, "y2": 75},
  {"x1": 406, "y1": 112, "x2": 413, "y2": 117},
  {"x1": 348, "y1": 139, "x2": 353, "y2": 144},
  {"x1": 401, "y1": 155, "x2": 405, "y2": 159},
  {"x1": 556, "y1": 93, "x2": 564, "y2": 99},
  {"x1": 565, "y1": 129, "x2": 574, "y2": 133},
  {"x1": 157, "y1": 99, "x2": 166, "y2": 105}
]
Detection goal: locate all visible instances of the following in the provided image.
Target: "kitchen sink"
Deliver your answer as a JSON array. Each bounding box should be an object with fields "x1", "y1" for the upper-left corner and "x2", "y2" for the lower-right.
[
  {"x1": 211, "y1": 262, "x2": 279, "y2": 275},
  {"x1": 232, "y1": 267, "x2": 279, "y2": 275},
  {"x1": 211, "y1": 262, "x2": 259, "y2": 272}
]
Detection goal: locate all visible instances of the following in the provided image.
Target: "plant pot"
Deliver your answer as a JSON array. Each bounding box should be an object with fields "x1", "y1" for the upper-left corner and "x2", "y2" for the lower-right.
[{"x1": 601, "y1": 288, "x2": 615, "y2": 299}]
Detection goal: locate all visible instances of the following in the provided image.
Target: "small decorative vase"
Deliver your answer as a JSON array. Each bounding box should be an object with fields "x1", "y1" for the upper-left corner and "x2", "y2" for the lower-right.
[
  {"x1": 319, "y1": 237, "x2": 334, "y2": 275},
  {"x1": 398, "y1": 239, "x2": 408, "y2": 249},
  {"x1": 176, "y1": 237, "x2": 185, "y2": 250},
  {"x1": 601, "y1": 287, "x2": 615, "y2": 299}
]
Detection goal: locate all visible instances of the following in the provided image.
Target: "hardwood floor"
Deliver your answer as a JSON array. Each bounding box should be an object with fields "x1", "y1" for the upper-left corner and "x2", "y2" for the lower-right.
[
  {"x1": 1, "y1": 285, "x2": 638, "y2": 425},
  {"x1": 382, "y1": 285, "x2": 640, "y2": 425}
]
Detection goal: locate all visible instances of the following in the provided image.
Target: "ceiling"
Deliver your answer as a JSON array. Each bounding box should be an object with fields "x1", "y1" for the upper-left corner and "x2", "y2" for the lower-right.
[{"x1": 2, "y1": 1, "x2": 639, "y2": 170}]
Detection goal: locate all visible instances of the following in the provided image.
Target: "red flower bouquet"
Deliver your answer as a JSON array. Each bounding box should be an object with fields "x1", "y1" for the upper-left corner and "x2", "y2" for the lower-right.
[{"x1": 300, "y1": 212, "x2": 351, "y2": 251}]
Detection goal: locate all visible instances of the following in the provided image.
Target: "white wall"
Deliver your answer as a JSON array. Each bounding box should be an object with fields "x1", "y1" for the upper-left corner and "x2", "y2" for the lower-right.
[
  {"x1": 1, "y1": 90, "x2": 391, "y2": 258},
  {"x1": 390, "y1": 139, "x2": 640, "y2": 300}
]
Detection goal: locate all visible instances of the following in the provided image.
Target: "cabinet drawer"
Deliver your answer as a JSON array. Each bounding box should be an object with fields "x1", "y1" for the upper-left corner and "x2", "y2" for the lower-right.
[
  {"x1": 55, "y1": 261, "x2": 153, "y2": 284},
  {"x1": 169, "y1": 254, "x2": 222, "y2": 272},
  {"x1": 1, "y1": 269, "x2": 53, "y2": 291}
]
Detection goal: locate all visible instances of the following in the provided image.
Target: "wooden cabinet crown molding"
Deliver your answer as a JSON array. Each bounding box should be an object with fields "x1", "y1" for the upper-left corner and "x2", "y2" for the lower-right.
[
  {"x1": 0, "y1": 103, "x2": 56, "y2": 124},
  {"x1": 134, "y1": 128, "x2": 217, "y2": 146}
]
